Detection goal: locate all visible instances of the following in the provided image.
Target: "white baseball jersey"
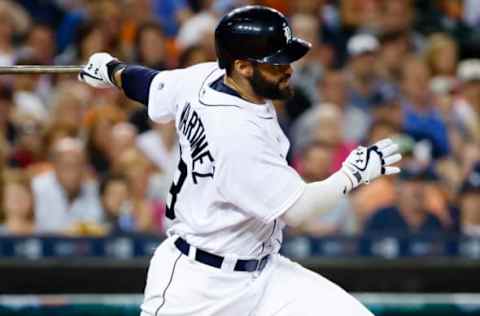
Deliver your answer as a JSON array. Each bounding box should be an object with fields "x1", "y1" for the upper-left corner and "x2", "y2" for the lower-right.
[{"x1": 147, "y1": 62, "x2": 306, "y2": 258}]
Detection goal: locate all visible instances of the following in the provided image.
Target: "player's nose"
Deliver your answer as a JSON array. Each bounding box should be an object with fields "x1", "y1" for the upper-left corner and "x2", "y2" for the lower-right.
[{"x1": 284, "y1": 65, "x2": 293, "y2": 77}]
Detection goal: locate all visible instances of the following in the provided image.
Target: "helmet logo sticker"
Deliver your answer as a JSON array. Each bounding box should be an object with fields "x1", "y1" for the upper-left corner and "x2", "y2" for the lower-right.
[{"x1": 283, "y1": 24, "x2": 292, "y2": 42}]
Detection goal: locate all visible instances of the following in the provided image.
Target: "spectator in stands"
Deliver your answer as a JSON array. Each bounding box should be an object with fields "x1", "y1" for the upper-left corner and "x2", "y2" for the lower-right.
[
  {"x1": 464, "y1": 0, "x2": 480, "y2": 28},
  {"x1": 75, "y1": 22, "x2": 109, "y2": 64},
  {"x1": 293, "y1": 104, "x2": 357, "y2": 174},
  {"x1": 152, "y1": 0, "x2": 193, "y2": 38},
  {"x1": 0, "y1": 85, "x2": 16, "y2": 146},
  {"x1": 176, "y1": 0, "x2": 217, "y2": 60},
  {"x1": 352, "y1": 120, "x2": 405, "y2": 226},
  {"x1": 294, "y1": 70, "x2": 370, "y2": 145},
  {"x1": 346, "y1": 33, "x2": 388, "y2": 112},
  {"x1": 53, "y1": 1, "x2": 88, "y2": 55},
  {"x1": 15, "y1": 0, "x2": 63, "y2": 28},
  {"x1": 120, "y1": 0, "x2": 158, "y2": 60},
  {"x1": 100, "y1": 173, "x2": 136, "y2": 234},
  {"x1": 460, "y1": 162, "x2": 480, "y2": 236},
  {"x1": 8, "y1": 114, "x2": 45, "y2": 169},
  {"x1": 423, "y1": 33, "x2": 458, "y2": 80},
  {"x1": 47, "y1": 82, "x2": 89, "y2": 140},
  {"x1": 0, "y1": 143, "x2": 5, "y2": 223},
  {"x1": 21, "y1": 23, "x2": 56, "y2": 65},
  {"x1": 380, "y1": 0, "x2": 413, "y2": 33},
  {"x1": 370, "y1": 98, "x2": 404, "y2": 131},
  {"x1": 379, "y1": 0, "x2": 424, "y2": 52},
  {"x1": 32, "y1": 137, "x2": 104, "y2": 235},
  {"x1": 429, "y1": 61, "x2": 475, "y2": 201},
  {"x1": 377, "y1": 31, "x2": 411, "y2": 92},
  {"x1": 177, "y1": 44, "x2": 210, "y2": 68},
  {"x1": 288, "y1": 0, "x2": 322, "y2": 16},
  {"x1": 42, "y1": 81, "x2": 91, "y2": 158},
  {"x1": 12, "y1": 57, "x2": 48, "y2": 123},
  {"x1": 290, "y1": 13, "x2": 324, "y2": 104},
  {"x1": 137, "y1": 121, "x2": 177, "y2": 176},
  {"x1": 453, "y1": 59, "x2": 480, "y2": 144},
  {"x1": 293, "y1": 139, "x2": 357, "y2": 236},
  {"x1": 85, "y1": 105, "x2": 126, "y2": 176},
  {"x1": 400, "y1": 56, "x2": 450, "y2": 159},
  {"x1": 431, "y1": 0, "x2": 477, "y2": 54},
  {"x1": 328, "y1": 69, "x2": 369, "y2": 142},
  {"x1": 364, "y1": 166, "x2": 448, "y2": 235},
  {"x1": 56, "y1": 20, "x2": 106, "y2": 65},
  {"x1": 0, "y1": 0, "x2": 30, "y2": 66},
  {"x1": 110, "y1": 122, "x2": 139, "y2": 173},
  {"x1": 289, "y1": 0, "x2": 340, "y2": 66},
  {"x1": 212, "y1": 0, "x2": 256, "y2": 15},
  {"x1": 112, "y1": 148, "x2": 157, "y2": 233},
  {"x1": 126, "y1": 22, "x2": 169, "y2": 134},
  {"x1": 0, "y1": 10, "x2": 15, "y2": 66},
  {"x1": 340, "y1": 0, "x2": 383, "y2": 33},
  {"x1": 133, "y1": 22, "x2": 167, "y2": 70},
  {"x1": 299, "y1": 140, "x2": 333, "y2": 184},
  {"x1": 136, "y1": 120, "x2": 178, "y2": 204},
  {"x1": 0, "y1": 169, "x2": 34, "y2": 235},
  {"x1": 94, "y1": 1, "x2": 124, "y2": 58}
]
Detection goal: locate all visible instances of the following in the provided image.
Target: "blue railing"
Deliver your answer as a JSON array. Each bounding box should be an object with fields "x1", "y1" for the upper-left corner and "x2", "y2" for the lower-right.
[{"x1": 0, "y1": 234, "x2": 479, "y2": 259}]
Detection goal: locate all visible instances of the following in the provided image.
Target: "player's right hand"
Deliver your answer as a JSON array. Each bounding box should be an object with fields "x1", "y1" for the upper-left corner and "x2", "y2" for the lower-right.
[
  {"x1": 341, "y1": 138, "x2": 402, "y2": 191},
  {"x1": 78, "y1": 52, "x2": 117, "y2": 88}
]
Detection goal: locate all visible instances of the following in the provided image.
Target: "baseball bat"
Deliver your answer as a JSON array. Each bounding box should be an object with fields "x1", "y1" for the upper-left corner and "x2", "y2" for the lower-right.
[{"x1": 0, "y1": 65, "x2": 83, "y2": 74}]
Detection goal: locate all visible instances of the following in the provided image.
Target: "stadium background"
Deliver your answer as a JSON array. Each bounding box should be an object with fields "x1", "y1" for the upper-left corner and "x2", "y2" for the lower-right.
[{"x1": 0, "y1": 0, "x2": 480, "y2": 315}]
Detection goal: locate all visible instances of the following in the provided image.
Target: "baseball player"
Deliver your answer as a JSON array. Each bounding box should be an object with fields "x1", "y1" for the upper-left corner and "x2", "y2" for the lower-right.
[{"x1": 79, "y1": 5, "x2": 401, "y2": 316}]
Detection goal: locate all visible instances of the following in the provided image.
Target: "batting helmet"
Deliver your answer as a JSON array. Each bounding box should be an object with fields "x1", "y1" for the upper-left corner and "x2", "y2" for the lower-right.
[{"x1": 215, "y1": 5, "x2": 311, "y2": 70}]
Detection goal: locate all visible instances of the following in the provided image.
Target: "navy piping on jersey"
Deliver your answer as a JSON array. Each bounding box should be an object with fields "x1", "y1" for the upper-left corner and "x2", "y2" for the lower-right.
[
  {"x1": 199, "y1": 70, "x2": 275, "y2": 119},
  {"x1": 154, "y1": 253, "x2": 182, "y2": 315},
  {"x1": 209, "y1": 75, "x2": 242, "y2": 98},
  {"x1": 198, "y1": 68, "x2": 242, "y2": 109},
  {"x1": 260, "y1": 219, "x2": 277, "y2": 256},
  {"x1": 208, "y1": 75, "x2": 273, "y2": 116}
]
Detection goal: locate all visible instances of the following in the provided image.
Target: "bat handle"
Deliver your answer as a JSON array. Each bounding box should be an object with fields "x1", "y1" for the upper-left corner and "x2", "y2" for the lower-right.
[{"x1": 0, "y1": 65, "x2": 84, "y2": 75}]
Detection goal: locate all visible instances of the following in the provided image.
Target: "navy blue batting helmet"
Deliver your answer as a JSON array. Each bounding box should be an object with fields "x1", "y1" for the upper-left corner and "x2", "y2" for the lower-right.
[{"x1": 215, "y1": 5, "x2": 311, "y2": 69}]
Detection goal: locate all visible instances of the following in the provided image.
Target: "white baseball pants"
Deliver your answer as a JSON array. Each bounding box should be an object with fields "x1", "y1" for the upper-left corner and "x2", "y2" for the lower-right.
[{"x1": 140, "y1": 237, "x2": 374, "y2": 316}]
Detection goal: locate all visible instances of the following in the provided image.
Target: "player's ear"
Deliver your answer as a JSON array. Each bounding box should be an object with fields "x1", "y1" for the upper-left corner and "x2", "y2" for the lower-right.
[{"x1": 233, "y1": 59, "x2": 254, "y2": 78}]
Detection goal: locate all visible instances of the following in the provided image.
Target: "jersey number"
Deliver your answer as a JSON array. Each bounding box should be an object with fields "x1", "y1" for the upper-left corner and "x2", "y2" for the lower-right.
[{"x1": 166, "y1": 157, "x2": 188, "y2": 219}]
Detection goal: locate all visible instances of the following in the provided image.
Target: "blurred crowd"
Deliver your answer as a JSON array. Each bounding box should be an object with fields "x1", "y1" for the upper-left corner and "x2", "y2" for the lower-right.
[{"x1": 0, "y1": 0, "x2": 479, "y2": 239}]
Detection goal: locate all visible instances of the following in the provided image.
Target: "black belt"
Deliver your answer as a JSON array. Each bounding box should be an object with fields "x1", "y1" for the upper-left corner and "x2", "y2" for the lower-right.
[{"x1": 174, "y1": 237, "x2": 269, "y2": 272}]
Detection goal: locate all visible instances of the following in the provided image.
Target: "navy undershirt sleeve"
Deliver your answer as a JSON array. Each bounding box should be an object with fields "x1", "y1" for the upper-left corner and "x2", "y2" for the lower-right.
[{"x1": 120, "y1": 65, "x2": 159, "y2": 106}]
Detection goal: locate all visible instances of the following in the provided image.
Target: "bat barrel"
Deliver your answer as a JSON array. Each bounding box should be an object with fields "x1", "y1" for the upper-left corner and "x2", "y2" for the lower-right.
[{"x1": 0, "y1": 65, "x2": 83, "y2": 74}]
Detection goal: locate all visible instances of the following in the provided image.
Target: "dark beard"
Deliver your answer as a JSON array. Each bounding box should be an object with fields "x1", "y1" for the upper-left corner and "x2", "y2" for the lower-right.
[{"x1": 249, "y1": 66, "x2": 293, "y2": 100}]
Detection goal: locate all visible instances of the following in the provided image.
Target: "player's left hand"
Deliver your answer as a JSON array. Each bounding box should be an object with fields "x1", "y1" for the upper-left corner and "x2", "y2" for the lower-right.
[
  {"x1": 78, "y1": 52, "x2": 117, "y2": 88},
  {"x1": 341, "y1": 138, "x2": 401, "y2": 191}
]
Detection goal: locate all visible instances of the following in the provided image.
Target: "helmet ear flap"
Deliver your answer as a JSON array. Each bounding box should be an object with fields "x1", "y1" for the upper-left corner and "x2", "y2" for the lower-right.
[
  {"x1": 216, "y1": 47, "x2": 230, "y2": 69},
  {"x1": 215, "y1": 39, "x2": 234, "y2": 72},
  {"x1": 214, "y1": 28, "x2": 228, "y2": 69}
]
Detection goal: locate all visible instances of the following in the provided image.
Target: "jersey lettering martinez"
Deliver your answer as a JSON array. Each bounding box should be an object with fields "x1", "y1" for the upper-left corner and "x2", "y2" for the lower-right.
[
  {"x1": 166, "y1": 102, "x2": 215, "y2": 219},
  {"x1": 178, "y1": 102, "x2": 214, "y2": 184},
  {"x1": 147, "y1": 62, "x2": 305, "y2": 256}
]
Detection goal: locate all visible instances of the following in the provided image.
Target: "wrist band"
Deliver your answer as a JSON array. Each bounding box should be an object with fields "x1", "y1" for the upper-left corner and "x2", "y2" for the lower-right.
[{"x1": 106, "y1": 60, "x2": 127, "y2": 85}]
